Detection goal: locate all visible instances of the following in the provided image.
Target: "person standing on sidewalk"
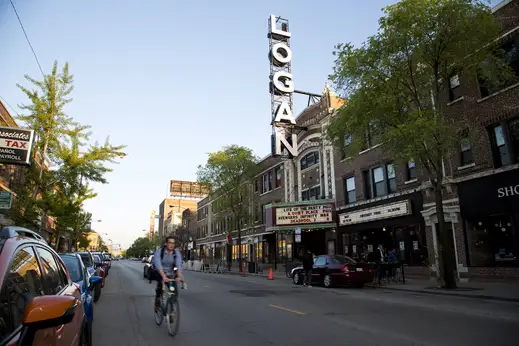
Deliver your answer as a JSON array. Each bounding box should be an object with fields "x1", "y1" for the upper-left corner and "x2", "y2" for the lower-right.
[{"x1": 302, "y1": 249, "x2": 314, "y2": 287}]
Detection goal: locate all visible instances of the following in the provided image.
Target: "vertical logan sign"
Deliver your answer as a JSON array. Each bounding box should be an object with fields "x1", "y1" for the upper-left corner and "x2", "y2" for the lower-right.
[
  {"x1": 0, "y1": 126, "x2": 35, "y2": 166},
  {"x1": 268, "y1": 15, "x2": 298, "y2": 157}
]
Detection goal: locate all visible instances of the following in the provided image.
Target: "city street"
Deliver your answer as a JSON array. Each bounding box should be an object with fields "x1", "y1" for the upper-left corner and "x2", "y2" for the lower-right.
[{"x1": 92, "y1": 261, "x2": 519, "y2": 346}]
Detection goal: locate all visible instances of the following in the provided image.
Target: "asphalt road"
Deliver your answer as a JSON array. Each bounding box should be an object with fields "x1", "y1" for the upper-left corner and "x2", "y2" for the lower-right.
[{"x1": 92, "y1": 260, "x2": 519, "y2": 346}]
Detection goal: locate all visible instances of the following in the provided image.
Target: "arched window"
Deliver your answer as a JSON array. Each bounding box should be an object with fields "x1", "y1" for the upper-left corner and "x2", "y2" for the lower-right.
[{"x1": 300, "y1": 151, "x2": 319, "y2": 170}]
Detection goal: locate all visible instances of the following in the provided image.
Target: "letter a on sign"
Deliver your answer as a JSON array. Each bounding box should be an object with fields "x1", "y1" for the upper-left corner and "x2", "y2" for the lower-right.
[{"x1": 274, "y1": 102, "x2": 295, "y2": 124}]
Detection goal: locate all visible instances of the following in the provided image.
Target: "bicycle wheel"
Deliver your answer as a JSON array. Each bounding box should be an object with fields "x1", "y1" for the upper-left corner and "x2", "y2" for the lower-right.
[{"x1": 166, "y1": 297, "x2": 180, "y2": 336}]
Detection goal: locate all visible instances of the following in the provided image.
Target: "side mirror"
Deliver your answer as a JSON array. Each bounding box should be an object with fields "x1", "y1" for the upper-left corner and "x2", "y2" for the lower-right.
[
  {"x1": 88, "y1": 275, "x2": 102, "y2": 289},
  {"x1": 18, "y1": 295, "x2": 77, "y2": 346}
]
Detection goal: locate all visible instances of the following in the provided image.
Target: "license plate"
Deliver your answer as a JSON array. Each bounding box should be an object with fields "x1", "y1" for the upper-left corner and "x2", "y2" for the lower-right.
[{"x1": 356, "y1": 268, "x2": 363, "y2": 272}]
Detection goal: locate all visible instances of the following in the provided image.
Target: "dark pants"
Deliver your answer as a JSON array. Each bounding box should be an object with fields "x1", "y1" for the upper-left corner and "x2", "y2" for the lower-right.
[
  {"x1": 155, "y1": 279, "x2": 164, "y2": 298},
  {"x1": 304, "y1": 269, "x2": 312, "y2": 285}
]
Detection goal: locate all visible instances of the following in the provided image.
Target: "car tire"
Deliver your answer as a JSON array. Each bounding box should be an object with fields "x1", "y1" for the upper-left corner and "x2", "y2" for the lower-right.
[
  {"x1": 80, "y1": 321, "x2": 90, "y2": 346},
  {"x1": 93, "y1": 284, "x2": 101, "y2": 303},
  {"x1": 323, "y1": 274, "x2": 333, "y2": 288},
  {"x1": 293, "y1": 272, "x2": 302, "y2": 285}
]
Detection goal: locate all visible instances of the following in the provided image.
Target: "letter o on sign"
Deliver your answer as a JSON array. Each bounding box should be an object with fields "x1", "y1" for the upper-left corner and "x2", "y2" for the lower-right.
[{"x1": 271, "y1": 43, "x2": 292, "y2": 64}]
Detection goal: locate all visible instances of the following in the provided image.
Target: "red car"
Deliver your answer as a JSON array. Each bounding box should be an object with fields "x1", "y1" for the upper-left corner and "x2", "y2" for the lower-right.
[{"x1": 293, "y1": 254, "x2": 374, "y2": 288}]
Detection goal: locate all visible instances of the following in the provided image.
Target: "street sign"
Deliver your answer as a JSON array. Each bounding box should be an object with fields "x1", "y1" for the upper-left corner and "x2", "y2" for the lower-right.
[
  {"x1": 295, "y1": 227, "x2": 301, "y2": 235},
  {"x1": 295, "y1": 234, "x2": 301, "y2": 243},
  {"x1": 0, "y1": 126, "x2": 35, "y2": 166},
  {"x1": 0, "y1": 191, "x2": 12, "y2": 209}
]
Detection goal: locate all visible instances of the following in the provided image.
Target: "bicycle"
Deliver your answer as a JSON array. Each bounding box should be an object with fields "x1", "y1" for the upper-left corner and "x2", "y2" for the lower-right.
[{"x1": 154, "y1": 272, "x2": 181, "y2": 337}]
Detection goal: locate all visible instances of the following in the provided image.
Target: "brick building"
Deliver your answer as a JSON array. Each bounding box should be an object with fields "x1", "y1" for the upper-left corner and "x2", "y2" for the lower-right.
[{"x1": 333, "y1": 0, "x2": 519, "y2": 282}]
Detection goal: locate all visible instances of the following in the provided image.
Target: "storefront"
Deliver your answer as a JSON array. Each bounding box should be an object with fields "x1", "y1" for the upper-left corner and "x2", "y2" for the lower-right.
[
  {"x1": 458, "y1": 168, "x2": 519, "y2": 275},
  {"x1": 264, "y1": 200, "x2": 337, "y2": 269},
  {"x1": 337, "y1": 192, "x2": 427, "y2": 267}
]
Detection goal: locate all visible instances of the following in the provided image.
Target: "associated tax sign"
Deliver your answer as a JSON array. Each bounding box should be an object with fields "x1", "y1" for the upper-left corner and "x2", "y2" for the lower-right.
[{"x1": 0, "y1": 126, "x2": 35, "y2": 166}]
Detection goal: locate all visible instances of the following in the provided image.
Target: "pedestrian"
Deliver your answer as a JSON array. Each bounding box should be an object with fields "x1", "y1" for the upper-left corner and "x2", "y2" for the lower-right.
[{"x1": 302, "y1": 249, "x2": 313, "y2": 287}]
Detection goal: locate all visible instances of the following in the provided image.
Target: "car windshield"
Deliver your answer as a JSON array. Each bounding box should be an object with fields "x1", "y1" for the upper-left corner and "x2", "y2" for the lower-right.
[
  {"x1": 60, "y1": 255, "x2": 82, "y2": 283},
  {"x1": 330, "y1": 255, "x2": 357, "y2": 265},
  {"x1": 79, "y1": 253, "x2": 92, "y2": 267}
]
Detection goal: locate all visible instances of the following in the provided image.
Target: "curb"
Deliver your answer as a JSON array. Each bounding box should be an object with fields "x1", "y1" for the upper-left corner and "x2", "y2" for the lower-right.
[{"x1": 378, "y1": 286, "x2": 519, "y2": 303}]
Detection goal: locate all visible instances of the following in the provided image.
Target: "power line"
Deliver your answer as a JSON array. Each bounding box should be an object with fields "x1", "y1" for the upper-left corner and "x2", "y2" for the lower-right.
[
  {"x1": 9, "y1": 0, "x2": 45, "y2": 78},
  {"x1": 0, "y1": 95, "x2": 20, "y2": 117}
]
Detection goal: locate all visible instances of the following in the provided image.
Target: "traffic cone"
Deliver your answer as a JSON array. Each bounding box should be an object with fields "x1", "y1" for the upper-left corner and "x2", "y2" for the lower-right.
[{"x1": 268, "y1": 268, "x2": 274, "y2": 280}]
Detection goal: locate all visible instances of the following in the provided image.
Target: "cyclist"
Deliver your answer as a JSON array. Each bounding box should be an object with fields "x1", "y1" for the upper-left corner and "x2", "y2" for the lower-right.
[{"x1": 153, "y1": 235, "x2": 184, "y2": 310}]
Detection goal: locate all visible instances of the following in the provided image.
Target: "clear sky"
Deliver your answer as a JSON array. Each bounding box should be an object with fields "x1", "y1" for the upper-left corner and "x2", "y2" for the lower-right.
[{"x1": 0, "y1": 0, "x2": 502, "y2": 248}]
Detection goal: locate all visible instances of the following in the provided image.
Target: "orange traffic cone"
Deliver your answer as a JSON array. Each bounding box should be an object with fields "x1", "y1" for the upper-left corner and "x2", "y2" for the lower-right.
[{"x1": 268, "y1": 268, "x2": 274, "y2": 280}]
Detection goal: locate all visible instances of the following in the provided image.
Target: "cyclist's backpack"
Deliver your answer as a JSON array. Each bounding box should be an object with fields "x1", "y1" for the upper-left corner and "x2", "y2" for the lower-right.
[{"x1": 160, "y1": 246, "x2": 177, "y2": 263}]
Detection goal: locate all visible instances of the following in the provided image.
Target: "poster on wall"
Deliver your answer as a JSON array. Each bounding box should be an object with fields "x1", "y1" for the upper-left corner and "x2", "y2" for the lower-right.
[{"x1": 275, "y1": 204, "x2": 334, "y2": 225}]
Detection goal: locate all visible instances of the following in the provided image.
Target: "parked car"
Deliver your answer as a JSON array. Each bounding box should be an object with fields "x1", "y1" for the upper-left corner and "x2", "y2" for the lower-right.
[
  {"x1": 59, "y1": 253, "x2": 102, "y2": 343},
  {"x1": 77, "y1": 251, "x2": 103, "y2": 302},
  {"x1": 92, "y1": 254, "x2": 107, "y2": 286},
  {"x1": 143, "y1": 255, "x2": 155, "y2": 279},
  {"x1": 0, "y1": 226, "x2": 89, "y2": 345},
  {"x1": 92, "y1": 252, "x2": 111, "y2": 276},
  {"x1": 292, "y1": 254, "x2": 374, "y2": 288}
]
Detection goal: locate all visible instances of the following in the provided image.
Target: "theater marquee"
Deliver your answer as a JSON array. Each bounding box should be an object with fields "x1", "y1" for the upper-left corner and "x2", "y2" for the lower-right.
[{"x1": 275, "y1": 204, "x2": 334, "y2": 225}]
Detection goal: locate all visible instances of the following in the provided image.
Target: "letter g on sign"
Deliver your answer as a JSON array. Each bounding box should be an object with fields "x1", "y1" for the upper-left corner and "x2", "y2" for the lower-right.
[{"x1": 272, "y1": 71, "x2": 294, "y2": 93}]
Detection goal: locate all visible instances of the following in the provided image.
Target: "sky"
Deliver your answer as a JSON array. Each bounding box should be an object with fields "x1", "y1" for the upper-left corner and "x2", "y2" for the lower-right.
[{"x1": 0, "y1": 0, "x2": 503, "y2": 249}]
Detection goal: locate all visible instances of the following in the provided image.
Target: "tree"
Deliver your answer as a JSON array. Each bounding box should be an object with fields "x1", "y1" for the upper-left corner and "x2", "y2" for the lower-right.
[
  {"x1": 326, "y1": 0, "x2": 515, "y2": 289},
  {"x1": 196, "y1": 145, "x2": 258, "y2": 269},
  {"x1": 126, "y1": 236, "x2": 153, "y2": 258},
  {"x1": 11, "y1": 61, "x2": 126, "y2": 250}
]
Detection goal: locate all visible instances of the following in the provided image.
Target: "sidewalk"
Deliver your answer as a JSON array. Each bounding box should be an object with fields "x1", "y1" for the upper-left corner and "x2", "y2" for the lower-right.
[{"x1": 375, "y1": 278, "x2": 519, "y2": 302}]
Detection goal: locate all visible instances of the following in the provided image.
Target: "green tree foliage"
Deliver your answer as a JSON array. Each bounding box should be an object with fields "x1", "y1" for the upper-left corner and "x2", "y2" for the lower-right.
[
  {"x1": 9, "y1": 61, "x2": 126, "y2": 250},
  {"x1": 196, "y1": 145, "x2": 258, "y2": 266},
  {"x1": 326, "y1": 0, "x2": 515, "y2": 288},
  {"x1": 126, "y1": 236, "x2": 154, "y2": 258}
]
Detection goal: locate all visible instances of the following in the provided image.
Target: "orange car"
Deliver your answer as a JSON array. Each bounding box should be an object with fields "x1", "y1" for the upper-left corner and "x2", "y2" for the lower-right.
[{"x1": 0, "y1": 226, "x2": 89, "y2": 346}]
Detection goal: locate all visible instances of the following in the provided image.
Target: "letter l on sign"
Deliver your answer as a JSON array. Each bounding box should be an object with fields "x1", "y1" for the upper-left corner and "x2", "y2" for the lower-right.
[{"x1": 270, "y1": 15, "x2": 291, "y2": 37}]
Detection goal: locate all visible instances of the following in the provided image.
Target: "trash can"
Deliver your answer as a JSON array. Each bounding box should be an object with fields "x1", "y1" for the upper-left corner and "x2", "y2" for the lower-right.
[{"x1": 248, "y1": 261, "x2": 256, "y2": 273}]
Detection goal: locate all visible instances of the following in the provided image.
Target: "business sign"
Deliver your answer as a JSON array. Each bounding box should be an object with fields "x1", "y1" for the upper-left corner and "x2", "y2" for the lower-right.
[
  {"x1": 0, "y1": 126, "x2": 35, "y2": 166},
  {"x1": 275, "y1": 204, "x2": 333, "y2": 225},
  {"x1": 170, "y1": 180, "x2": 210, "y2": 198},
  {"x1": 268, "y1": 14, "x2": 298, "y2": 158},
  {"x1": 0, "y1": 191, "x2": 12, "y2": 209},
  {"x1": 339, "y1": 200, "x2": 411, "y2": 226},
  {"x1": 497, "y1": 184, "x2": 519, "y2": 198}
]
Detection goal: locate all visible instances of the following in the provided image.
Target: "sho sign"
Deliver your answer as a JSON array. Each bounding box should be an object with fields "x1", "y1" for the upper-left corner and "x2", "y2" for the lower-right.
[
  {"x1": 268, "y1": 14, "x2": 298, "y2": 158},
  {"x1": 0, "y1": 127, "x2": 35, "y2": 166},
  {"x1": 275, "y1": 204, "x2": 333, "y2": 225}
]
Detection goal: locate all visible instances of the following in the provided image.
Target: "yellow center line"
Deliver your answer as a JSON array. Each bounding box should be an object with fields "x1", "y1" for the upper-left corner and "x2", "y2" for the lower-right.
[{"x1": 268, "y1": 304, "x2": 306, "y2": 315}]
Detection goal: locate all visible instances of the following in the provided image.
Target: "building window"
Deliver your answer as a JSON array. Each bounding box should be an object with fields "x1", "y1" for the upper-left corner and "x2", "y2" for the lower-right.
[
  {"x1": 364, "y1": 121, "x2": 381, "y2": 149},
  {"x1": 448, "y1": 74, "x2": 462, "y2": 101},
  {"x1": 407, "y1": 160, "x2": 416, "y2": 180},
  {"x1": 300, "y1": 152, "x2": 319, "y2": 170},
  {"x1": 489, "y1": 119, "x2": 519, "y2": 168},
  {"x1": 255, "y1": 179, "x2": 258, "y2": 192},
  {"x1": 344, "y1": 176, "x2": 356, "y2": 204},
  {"x1": 460, "y1": 130, "x2": 474, "y2": 166},
  {"x1": 362, "y1": 170, "x2": 372, "y2": 199},
  {"x1": 386, "y1": 163, "x2": 396, "y2": 194},
  {"x1": 479, "y1": 34, "x2": 519, "y2": 97},
  {"x1": 373, "y1": 166, "x2": 386, "y2": 197},
  {"x1": 262, "y1": 172, "x2": 271, "y2": 194},
  {"x1": 466, "y1": 214, "x2": 517, "y2": 267},
  {"x1": 275, "y1": 166, "x2": 282, "y2": 188},
  {"x1": 364, "y1": 164, "x2": 397, "y2": 199},
  {"x1": 302, "y1": 185, "x2": 320, "y2": 201},
  {"x1": 342, "y1": 134, "x2": 352, "y2": 159}
]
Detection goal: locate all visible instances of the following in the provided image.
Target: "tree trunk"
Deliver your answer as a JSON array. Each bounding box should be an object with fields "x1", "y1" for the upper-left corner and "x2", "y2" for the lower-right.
[
  {"x1": 54, "y1": 232, "x2": 60, "y2": 251},
  {"x1": 433, "y1": 182, "x2": 457, "y2": 289}
]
